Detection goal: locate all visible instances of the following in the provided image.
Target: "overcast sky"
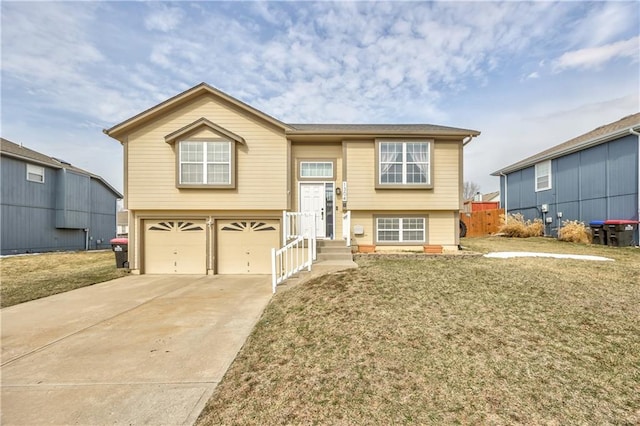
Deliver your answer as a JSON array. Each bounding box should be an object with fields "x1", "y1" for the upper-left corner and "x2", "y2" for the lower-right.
[{"x1": 2, "y1": 1, "x2": 638, "y2": 195}]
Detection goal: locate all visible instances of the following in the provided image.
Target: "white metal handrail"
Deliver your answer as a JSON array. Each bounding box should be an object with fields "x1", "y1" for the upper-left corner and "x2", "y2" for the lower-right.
[
  {"x1": 342, "y1": 210, "x2": 351, "y2": 247},
  {"x1": 283, "y1": 210, "x2": 317, "y2": 260},
  {"x1": 271, "y1": 235, "x2": 313, "y2": 293}
]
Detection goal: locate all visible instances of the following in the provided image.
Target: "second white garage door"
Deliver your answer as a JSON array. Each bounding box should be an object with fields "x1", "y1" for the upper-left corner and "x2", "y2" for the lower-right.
[{"x1": 217, "y1": 220, "x2": 280, "y2": 274}]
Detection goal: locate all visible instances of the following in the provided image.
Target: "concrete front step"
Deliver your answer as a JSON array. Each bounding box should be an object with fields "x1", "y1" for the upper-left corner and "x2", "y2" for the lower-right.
[
  {"x1": 317, "y1": 246, "x2": 352, "y2": 254},
  {"x1": 317, "y1": 252, "x2": 353, "y2": 261},
  {"x1": 316, "y1": 239, "x2": 349, "y2": 247}
]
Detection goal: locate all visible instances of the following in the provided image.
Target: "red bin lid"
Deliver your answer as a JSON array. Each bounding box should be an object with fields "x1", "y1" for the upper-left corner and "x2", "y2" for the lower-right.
[
  {"x1": 110, "y1": 237, "x2": 129, "y2": 244},
  {"x1": 604, "y1": 220, "x2": 638, "y2": 225}
]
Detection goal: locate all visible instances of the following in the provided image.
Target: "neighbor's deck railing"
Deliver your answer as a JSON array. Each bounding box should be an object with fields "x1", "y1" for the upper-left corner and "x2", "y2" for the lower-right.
[
  {"x1": 271, "y1": 235, "x2": 313, "y2": 293},
  {"x1": 342, "y1": 210, "x2": 351, "y2": 247}
]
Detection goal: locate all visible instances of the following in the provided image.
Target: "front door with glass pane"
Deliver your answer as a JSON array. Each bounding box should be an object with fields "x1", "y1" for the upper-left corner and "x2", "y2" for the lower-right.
[{"x1": 300, "y1": 182, "x2": 334, "y2": 239}]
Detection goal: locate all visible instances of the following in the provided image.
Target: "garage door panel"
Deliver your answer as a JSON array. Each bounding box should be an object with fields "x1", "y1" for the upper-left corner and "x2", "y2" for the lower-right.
[
  {"x1": 217, "y1": 220, "x2": 279, "y2": 274},
  {"x1": 145, "y1": 220, "x2": 206, "y2": 274}
]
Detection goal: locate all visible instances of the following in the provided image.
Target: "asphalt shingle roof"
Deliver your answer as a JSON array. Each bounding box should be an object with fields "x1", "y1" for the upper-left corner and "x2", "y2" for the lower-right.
[
  {"x1": 1, "y1": 137, "x2": 122, "y2": 198},
  {"x1": 492, "y1": 112, "x2": 640, "y2": 175},
  {"x1": 287, "y1": 123, "x2": 479, "y2": 135}
]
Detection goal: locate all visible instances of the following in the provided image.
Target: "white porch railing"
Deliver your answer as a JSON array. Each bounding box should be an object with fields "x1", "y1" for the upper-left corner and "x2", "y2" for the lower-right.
[
  {"x1": 342, "y1": 211, "x2": 351, "y2": 246},
  {"x1": 283, "y1": 210, "x2": 317, "y2": 260},
  {"x1": 271, "y1": 235, "x2": 313, "y2": 293}
]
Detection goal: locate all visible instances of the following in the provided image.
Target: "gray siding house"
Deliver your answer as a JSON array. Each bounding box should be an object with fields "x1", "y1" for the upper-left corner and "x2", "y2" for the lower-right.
[
  {"x1": 1, "y1": 138, "x2": 123, "y2": 255},
  {"x1": 491, "y1": 113, "x2": 640, "y2": 241}
]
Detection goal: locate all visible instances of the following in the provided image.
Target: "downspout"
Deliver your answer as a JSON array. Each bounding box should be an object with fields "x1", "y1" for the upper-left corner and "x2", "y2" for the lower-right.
[
  {"x1": 500, "y1": 172, "x2": 508, "y2": 223},
  {"x1": 84, "y1": 228, "x2": 89, "y2": 251},
  {"x1": 630, "y1": 127, "x2": 640, "y2": 242},
  {"x1": 462, "y1": 135, "x2": 474, "y2": 146}
]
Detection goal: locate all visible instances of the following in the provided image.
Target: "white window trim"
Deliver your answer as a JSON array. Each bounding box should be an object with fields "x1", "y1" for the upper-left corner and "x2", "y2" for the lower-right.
[
  {"x1": 535, "y1": 160, "x2": 552, "y2": 192},
  {"x1": 26, "y1": 164, "x2": 45, "y2": 183},
  {"x1": 375, "y1": 217, "x2": 426, "y2": 244},
  {"x1": 376, "y1": 140, "x2": 433, "y2": 189},
  {"x1": 178, "y1": 140, "x2": 232, "y2": 187}
]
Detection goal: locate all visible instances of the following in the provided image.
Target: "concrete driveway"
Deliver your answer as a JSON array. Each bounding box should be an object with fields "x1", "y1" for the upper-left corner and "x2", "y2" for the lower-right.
[{"x1": 1, "y1": 274, "x2": 273, "y2": 425}]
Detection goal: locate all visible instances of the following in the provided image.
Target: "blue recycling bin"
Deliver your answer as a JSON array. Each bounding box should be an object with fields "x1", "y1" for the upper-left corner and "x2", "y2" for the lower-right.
[{"x1": 589, "y1": 221, "x2": 607, "y2": 245}]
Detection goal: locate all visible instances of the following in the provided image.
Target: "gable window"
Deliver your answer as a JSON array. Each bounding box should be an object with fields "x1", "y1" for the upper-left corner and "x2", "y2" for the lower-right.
[
  {"x1": 376, "y1": 217, "x2": 426, "y2": 243},
  {"x1": 299, "y1": 161, "x2": 334, "y2": 179},
  {"x1": 535, "y1": 160, "x2": 552, "y2": 191},
  {"x1": 26, "y1": 164, "x2": 45, "y2": 183},
  {"x1": 377, "y1": 140, "x2": 432, "y2": 188},
  {"x1": 179, "y1": 140, "x2": 232, "y2": 187}
]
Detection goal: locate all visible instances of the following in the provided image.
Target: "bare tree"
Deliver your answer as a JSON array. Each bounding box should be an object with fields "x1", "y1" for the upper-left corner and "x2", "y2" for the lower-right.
[{"x1": 463, "y1": 181, "x2": 481, "y2": 200}]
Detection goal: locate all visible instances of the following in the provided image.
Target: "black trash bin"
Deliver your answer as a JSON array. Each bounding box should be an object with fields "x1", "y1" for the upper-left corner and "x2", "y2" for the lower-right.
[
  {"x1": 589, "y1": 220, "x2": 607, "y2": 245},
  {"x1": 604, "y1": 220, "x2": 638, "y2": 247},
  {"x1": 110, "y1": 237, "x2": 129, "y2": 268}
]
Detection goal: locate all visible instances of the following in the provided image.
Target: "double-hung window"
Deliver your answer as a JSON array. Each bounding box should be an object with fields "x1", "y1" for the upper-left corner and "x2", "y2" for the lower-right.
[
  {"x1": 535, "y1": 160, "x2": 551, "y2": 191},
  {"x1": 179, "y1": 140, "x2": 232, "y2": 186},
  {"x1": 377, "y1": 140, "x2": 432, "y2": 187},
  {"x1": 376, "y1": 217, "x2": 426, "y2": 243}
]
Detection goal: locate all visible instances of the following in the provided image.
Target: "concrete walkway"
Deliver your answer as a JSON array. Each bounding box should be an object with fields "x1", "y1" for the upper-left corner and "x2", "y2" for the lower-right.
[{"x1": 1, "y1": 274, "x2": 273, "y2": 425}]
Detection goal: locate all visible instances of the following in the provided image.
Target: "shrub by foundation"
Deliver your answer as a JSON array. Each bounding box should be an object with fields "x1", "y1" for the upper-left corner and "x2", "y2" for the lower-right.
[
  {"x1": 498, "y1": 213, "x2": 544, "y2": 238},
  {"x1": 558, "y1": 220, "x2": 591, "y2": 244}
]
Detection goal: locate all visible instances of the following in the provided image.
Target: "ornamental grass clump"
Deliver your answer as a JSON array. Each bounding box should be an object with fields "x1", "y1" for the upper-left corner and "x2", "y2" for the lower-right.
[
  {"x1": 498, "y1": 213, "x2": 544, "y2": 238},
  {"x1": 558, "y1": 220, "x2": 591, "y2": 244}
]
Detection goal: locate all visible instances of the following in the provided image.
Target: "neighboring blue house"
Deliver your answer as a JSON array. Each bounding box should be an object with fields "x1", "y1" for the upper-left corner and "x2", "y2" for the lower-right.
[
  {"x1": 491, "y1": 113, "x2": 640, "y2": 241},
  {"x1": 1, "y1": 138, "x2": 123, "y2": 255}
]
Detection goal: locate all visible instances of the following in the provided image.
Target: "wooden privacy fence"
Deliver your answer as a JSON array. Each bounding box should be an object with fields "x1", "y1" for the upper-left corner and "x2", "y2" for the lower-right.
[{"x1": 461, "y1": 208, "x2": 505, "y2": 237}]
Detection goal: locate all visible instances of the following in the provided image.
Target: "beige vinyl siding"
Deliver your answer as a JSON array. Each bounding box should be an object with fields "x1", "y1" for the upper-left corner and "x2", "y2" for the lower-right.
[
  {"x1": 348, "y1": 210, "x2": 458, "y2": 251},
  {"x1": 291, "y1": 142, "x2": 344, "y2": 239},
  {"x1": 427, "y1": 211, "x2": 457, "y2": 249},
  {"x1": 127, "y1": 94, "x2": 287, "y2": 210},
  {"x1": 345, "y1": 140, "x2": 461, "y2": 210}
]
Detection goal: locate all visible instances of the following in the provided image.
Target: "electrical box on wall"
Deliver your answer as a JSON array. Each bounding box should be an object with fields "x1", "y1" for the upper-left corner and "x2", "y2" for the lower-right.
[
  {"x1": 545, "y1": 217, "x2": 553, "y2": 224},
  {"x1": 557, "y1": 212, "x2": 563, "y2": 218},
  {"x1": 541, "y1": 204, "x2": 548, "y2": 213},
  {"x1": 353, "y1": 225, "x2": 364, "y2": 236}
]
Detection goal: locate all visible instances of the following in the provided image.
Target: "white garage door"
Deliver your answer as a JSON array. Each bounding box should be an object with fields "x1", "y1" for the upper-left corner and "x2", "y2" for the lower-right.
[
  {"x1": 144, "y1": 220, "x2": 206, "y2": 274},
  {"x1": 217, "y1": 220, "x2": 280, "y2": 274}
]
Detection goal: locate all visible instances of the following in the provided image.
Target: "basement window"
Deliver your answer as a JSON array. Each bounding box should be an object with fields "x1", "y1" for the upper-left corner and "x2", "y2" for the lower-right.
[{"x1": 26, "y1": 164, "x2": 45, "y2": 183}]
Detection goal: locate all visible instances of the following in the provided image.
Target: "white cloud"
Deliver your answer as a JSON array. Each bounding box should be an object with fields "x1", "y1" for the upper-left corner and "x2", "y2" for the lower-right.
[
  {"x1": 554, "y1": 36, "x2": 640, "y2": 71},
  {"x1": 144, "y1": 4, "x2": 185, "y2": 32},
  {"x1": 565, "y1": 1, "x2": 639, "y2": 48}
]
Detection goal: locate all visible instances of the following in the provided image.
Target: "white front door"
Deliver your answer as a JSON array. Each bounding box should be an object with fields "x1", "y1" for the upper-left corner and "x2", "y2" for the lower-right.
[{"x1": 300, "y1": 183, "x2": 327, "y2": 238}]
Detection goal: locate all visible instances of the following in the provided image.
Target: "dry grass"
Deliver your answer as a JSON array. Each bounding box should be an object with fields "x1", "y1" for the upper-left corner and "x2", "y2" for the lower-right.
[
  {"x1": 198, "y1": 238, "x2": 639, "y2": 425},
  {"x1": 558, "y1": 220, "x2": 591, "y2": 244},
  {"x1": 0, "y1": 250, "x2": 127, "y2": 308},
  {"x1": 498, "y1": 213, "x2": 544, "y2": 238}
]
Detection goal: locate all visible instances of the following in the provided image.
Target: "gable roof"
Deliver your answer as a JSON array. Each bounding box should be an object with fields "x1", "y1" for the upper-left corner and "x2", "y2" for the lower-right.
[
  {"x1": 0, "y1": 138, "x2": 123, "y2": 198},
  {"x1": 482, "y1": 191, "x2": 500, "y2": 202},
  {"x1": 164, "y1": 118, "x2": 246, "y2": 145},
  {"x1": 492, "y1": 112, "x2": 640, "y2": 175},
  {"x1": 104, "y1": 82, "x2": 480, "y2": 142},
  {"x1": 104, "y1": 83, "x2": 290, "y2": 141}
]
